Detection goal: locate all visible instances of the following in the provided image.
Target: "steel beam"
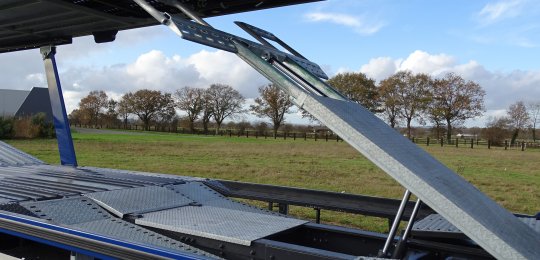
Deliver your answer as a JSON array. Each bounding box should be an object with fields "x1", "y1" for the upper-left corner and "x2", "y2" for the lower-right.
[{"x1": 40, "y1": 46, "x2": 77, "y2": 167}]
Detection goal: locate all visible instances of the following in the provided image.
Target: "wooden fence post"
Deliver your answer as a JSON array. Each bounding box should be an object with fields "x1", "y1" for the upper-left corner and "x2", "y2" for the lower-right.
[
  {"x1": 304, "y1": 132, "x2": 307, "y2": 141},
  {"x1": 488, "y1": 140, "x2": 491, "y2": 149},
  {"x1": 427, "y1": 137, "x2": 430, "y2": 146},
  {"x1": 440, "y1": 138, "x2": 443, "y2": 147},
  {"x1": 505, "y1": 140, "x2": 508, "y2": 150},
  {"x1": 521, "y1": 142, "x2": 525, "y2": 151},
  {"x1": 325, "y1": 133, "x2": 328, "y2": 142},
  {"x1": 470, "y1": 139, "x2": 473, "y2": 149},
  {"x1": 455, "y1": 138, "x2": 458, "y2": 148},
  {"x1": 293, "y1": 133, "x2": 296, "y2": 140}
]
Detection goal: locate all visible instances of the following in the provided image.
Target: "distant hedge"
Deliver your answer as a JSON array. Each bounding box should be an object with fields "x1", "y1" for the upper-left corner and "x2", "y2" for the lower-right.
[{"x1": 0, "y1": 113, "x2": 55, "y2": 139}]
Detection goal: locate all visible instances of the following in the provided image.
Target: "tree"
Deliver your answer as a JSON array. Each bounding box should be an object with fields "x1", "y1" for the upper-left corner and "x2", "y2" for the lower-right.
[
  {"x1": 379, "y1": 71, "x2": 432, "y2": 135},
  {"x1": 175, "y1": 87, "x2": 204, "y2": 132},
  {"x1": 528, "y1": 102, "x2": 540, "y2": 142},
  {"x1": 326, "y1": 72, "x2": 380, "y2": 113},
  {"x1": 102, "y1": 99, "x2": 119, "y2": 126},
  {"x1": 432, "y1": 73, "x2": 485, "y2": 142},
  {"x1": 201, "y1": 90, "x2": 213, "y2": 134},
  {"x1": 207, "y1": 84, "x2": 245, "y2": 134},
  {"x1": 482, "y1": 116, "x2": 511, "y2": 146},
  {"x1": 124, "y1": 89, "x2": 175, "y2": 131},
  {"x1": 155, "y1": 93, "x2": 176, "y2": 130},
  {"x1": 250, "y1": 84, "x2": 293, "y2": 136},
  {"x1": 78, "y1": 90, "x2": 108, "y2": 127},
  {"x1": 397, "y1": 72, "x2": 432, "y2": 138},
  {"x1": 506, "y1": 101, "x2": 529, "y2": 145},
  {"x1": 426, "y1": 99, "x2": 446, "y2": 139},
  {"x1": 117, "y1": 94, "x2": 132, "y2": 129},
  {"x1": 378, "y1": 76, "x2": 400, "y2": 128},
  {"x1": 68, "y1": 109, "x2": 83, "y2": 126}
]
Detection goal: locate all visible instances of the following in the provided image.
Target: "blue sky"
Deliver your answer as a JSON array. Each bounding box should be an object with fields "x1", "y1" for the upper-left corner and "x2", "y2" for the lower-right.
[{"x1": 3, "y1": 0, "x2": 540, "y2": 127}]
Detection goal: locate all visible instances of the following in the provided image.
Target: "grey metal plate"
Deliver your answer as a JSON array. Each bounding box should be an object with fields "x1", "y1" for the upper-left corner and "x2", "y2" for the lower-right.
[
  {"x1": 84, "y1": 186, "x2": 194, "y2": 217},
  {"x1": 167, "y1": 182, "x2": 283, "y2": 216},
  {"x1": 412, "y1": 214, "x2": 540, "y2": 239},
  {"x1": 136, "y1": 205, "x2": 307, "y2": 246},
  {"x1": 71, "y1": 218, "x2": 218, "y2": 259},
  {"x1": 20, "y1": 197, "x2": 111, "y2": 225},
  {"x1": 0, "y1": 141, "x2": 43, "y2": 166},
  {"x1": 169, "y1": 16, "x2": 328, "y2": 79}
]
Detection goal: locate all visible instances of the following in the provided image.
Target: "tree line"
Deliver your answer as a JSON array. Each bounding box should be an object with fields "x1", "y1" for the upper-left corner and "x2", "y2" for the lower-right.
[{"x1": 68, "y1": 70, "x2": 539, "y2": 144}]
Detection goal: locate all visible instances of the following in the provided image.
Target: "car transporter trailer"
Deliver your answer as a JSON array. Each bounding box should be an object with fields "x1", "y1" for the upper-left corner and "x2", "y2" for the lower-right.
[{"x1": 0, "y1": 1, "x2": 539, "y2": 259}]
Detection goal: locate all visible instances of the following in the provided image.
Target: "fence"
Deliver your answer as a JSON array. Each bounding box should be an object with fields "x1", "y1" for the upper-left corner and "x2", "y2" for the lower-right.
[{"x1": 71, "y1": 124, "x2": 540, "y2": 150}]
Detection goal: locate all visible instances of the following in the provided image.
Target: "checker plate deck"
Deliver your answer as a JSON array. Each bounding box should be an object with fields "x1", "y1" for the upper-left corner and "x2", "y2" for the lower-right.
[{"x1": 136, "y1": 205, "x2": 307, "y2": 246}]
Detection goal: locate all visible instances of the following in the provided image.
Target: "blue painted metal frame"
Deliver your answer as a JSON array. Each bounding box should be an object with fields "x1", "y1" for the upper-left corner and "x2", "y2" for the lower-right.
[
  {"x1": 40, "y1": 46, "x2": 78, "y2": 166},
  {"x1": 0, "y1": 212, "x2": 202, "y2": 259}
]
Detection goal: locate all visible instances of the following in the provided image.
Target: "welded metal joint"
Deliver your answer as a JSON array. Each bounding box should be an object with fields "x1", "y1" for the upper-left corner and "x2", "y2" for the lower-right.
[{"x1": 40, "y1": 45, "x2": 55, "y2": 60}]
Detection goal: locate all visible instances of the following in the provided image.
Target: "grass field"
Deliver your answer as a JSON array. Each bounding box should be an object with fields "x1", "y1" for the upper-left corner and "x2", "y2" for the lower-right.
[{"x1": 4, "y1": 130, "x2": 539, "y2": 233}]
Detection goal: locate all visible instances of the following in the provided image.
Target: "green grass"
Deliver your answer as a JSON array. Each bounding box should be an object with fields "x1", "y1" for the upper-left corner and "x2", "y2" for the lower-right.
[{"x1": 4, "y1": 131, "x2": 539, "y2": 233}]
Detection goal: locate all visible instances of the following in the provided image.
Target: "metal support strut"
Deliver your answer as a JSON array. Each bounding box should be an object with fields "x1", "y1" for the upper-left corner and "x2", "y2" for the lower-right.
[
  {"x1": 379, "y1": 189, "x2": 411, "y2": 257},
  {"x1": 40, "y1": 46, "x2": 77, "y2": 167}
]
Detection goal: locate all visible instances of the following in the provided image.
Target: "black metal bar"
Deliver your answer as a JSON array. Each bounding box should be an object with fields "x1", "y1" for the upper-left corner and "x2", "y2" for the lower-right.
[{"x1": 205, "y1": 180, "x2": 433, "y2": 220}]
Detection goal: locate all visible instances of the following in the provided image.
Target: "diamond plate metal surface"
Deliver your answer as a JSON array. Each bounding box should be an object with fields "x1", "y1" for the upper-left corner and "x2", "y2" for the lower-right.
[
  {"x1": 136, "y1": 205, "x2": 307, "y2": 246},
  {"x1": 167, "y1": 182, "x2": 283, "y2": 216},
  {"x1": 84, "y1": 186, "x2": 194, "y2": 217},
  {"x1": 20, "y1": 197, "x2": 112, "y2": 225},
  {"x1": 71, "y1": 218, "x2": 219, "y2": 259},
  {"x1": 413, "y1": 214, "x2": 540, "y2": 238},
  {"x1": 0, "y1": 141, "x2": 43, "y2": 166}
]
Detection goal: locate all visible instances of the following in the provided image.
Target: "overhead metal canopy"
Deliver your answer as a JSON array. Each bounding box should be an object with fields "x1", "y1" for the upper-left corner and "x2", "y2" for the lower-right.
[{"x1": 0, "y1": 0, "x2": 320, "y2": 53}]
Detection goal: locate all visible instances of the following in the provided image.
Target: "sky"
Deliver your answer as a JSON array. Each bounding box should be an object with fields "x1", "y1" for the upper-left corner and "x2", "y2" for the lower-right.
[{"x1": 2, "y1": 0, "x2": 540, "y2": 127}]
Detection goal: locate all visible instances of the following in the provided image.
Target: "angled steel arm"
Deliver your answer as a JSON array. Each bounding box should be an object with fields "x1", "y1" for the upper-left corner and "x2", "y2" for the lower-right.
[
  {"x1": 134, "y1": 1, "x2": 540, "y2": 259},
  {"x1": 40, "y1": 46, "x2": 77, "y2": 167}
]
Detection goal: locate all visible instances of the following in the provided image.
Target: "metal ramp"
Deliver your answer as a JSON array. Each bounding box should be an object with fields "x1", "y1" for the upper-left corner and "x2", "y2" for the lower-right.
[
  {"x1": 131, "y1": 1, "x2": 540, "y2": 258},
  {"x1": 83, "y1": 182, "x2": 307, "y2": 246},
  {"x1": 18, "y1": 197, "x2": 218, "y2": 259}
]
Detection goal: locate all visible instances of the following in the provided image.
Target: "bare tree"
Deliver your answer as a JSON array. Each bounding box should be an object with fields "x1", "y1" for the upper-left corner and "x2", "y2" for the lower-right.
[
  {"x1": 250, "y1": 84, "x2": 293, "y2": 136},
  {"x1": 326, "y1": 72, "x2": 380, "y2": 112},
  {"x1": 378, "y1": 76, "x2": 400, "y2": 128},
  {"x1": 398, "y1": 72, "x2": 432, "y2": 138},
  {"x1": 78, "y1": 90, "x2": 108, "y2": 127},
  {"x1": 155, "y1": 93, "x2": 176, "y2": 130},
  {"x1": 117, "y1": 94, "x2": 132, "y2": 129},
  {"x1": 528, "y1": 102, "x2": 540, "y2": 141},
  {"x1": 432, "y1": 72, "x2": 485, "y2": 142},
  {"x1": 175, "y1": 87, "x2": 204, "y2": 132},
  {"x1": 124, "y1": 89, "x2": 175, "y2": 131},
  {"x1": 482, "y1": 116, "x2": 511, "y2": 146},
  {"x1": 207, "y1": 84, "x2": 245, "y2": 134},
  {"x1": 507, "y1": 101, "x2": 529, "y2": 145},
  {"x1": 201, "y1": 91, "x2": 213, "y2": 134},
  {"x1": 102, "y1": 99, "x2": 119, "y2": 126}
]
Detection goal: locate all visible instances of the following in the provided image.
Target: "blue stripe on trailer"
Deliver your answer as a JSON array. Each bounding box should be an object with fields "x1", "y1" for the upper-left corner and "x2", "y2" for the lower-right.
[{"x1": 0, "y1": 212, "x2": 205, "y2": 260}]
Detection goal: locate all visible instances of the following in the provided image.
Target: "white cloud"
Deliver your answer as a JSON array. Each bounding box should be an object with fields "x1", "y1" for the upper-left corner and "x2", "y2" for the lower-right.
[
  {"x1": 304, "y1": 12, "x2": 384, "y2": 35},
  {"x1": 357, "y1": 50, "x2": 540, "y2": 126},
  {"x1": 477, "y1": 0, "x2": 527, "y2": 25},
  {"x1": 1, "y1": 49, "x2": 268, "y2": 113}
]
